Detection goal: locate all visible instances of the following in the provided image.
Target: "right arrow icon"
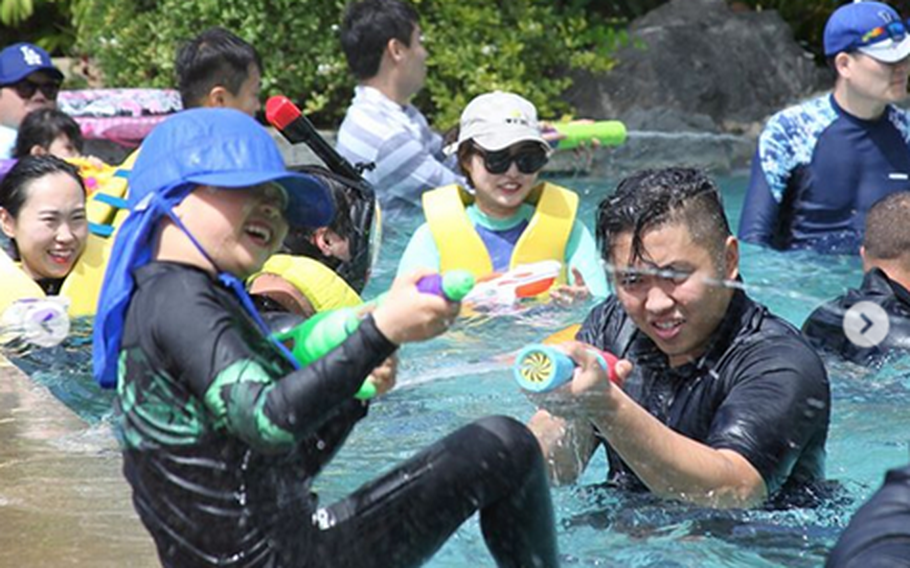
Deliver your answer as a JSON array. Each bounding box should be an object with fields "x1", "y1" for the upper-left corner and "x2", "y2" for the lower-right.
[{"x1": 843, "y1": 301, "x2": 890, "y2": 348}]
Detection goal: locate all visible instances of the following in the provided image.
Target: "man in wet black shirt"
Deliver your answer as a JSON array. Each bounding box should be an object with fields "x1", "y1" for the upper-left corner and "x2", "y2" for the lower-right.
[
  {"x1": 528, "y1": 167, "x2": 830, "y2": 509},
  {"x1": 826, "y1": 463, "x2": 910, "y2": 567},
  {"x1": 803, "y1": 191, "x2": 910, "y2": 365}
]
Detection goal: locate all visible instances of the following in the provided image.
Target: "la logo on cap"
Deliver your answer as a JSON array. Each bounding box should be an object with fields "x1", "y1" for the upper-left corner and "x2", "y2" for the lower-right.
[{"x1": 20, "y1": 45, "x2": 43, "y2": 67}]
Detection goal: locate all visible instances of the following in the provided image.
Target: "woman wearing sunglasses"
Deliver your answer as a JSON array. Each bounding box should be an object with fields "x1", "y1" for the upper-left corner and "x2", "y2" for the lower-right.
[{"x1": 397, "y1": 91, "x2": 608, "y2": 306}]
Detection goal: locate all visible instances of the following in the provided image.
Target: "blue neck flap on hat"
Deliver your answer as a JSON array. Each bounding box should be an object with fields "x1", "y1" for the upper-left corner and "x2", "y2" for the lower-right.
[{"x1": 92, "y1": 184, "x2": 301, "y2": 389}]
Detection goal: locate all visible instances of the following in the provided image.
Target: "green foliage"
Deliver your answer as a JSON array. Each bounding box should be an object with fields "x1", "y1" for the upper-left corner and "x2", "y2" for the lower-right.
[
  {"x1": 75, "y1": 0, "x2": 624, "y2": 128},
  {"x1": 0, "y1": 0, "x2": 89, "y2": 53},
  {"x1": 416, "y1": 0, "x2": 623, "y2": 129}
]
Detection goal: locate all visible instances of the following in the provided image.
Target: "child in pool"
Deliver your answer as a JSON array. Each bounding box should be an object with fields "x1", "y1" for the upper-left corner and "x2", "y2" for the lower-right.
[
  {"x1": 396, "y1": 91, "x2": 608, "y2": 306},
  {"x1": 92, "y1": 108, "x2": 558, "y2": 568},
  {"x1": 13, "y1": 108, "x2": 84, "y2": 160}
]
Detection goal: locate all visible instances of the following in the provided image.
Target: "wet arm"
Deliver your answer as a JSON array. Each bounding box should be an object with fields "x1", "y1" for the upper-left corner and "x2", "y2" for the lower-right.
[
  {"x1": 591, "y1": 386, "x2": 768, "y2": 508},
  {"x1": 527, "y1": 409, "x2": 599, "y2": 485}
]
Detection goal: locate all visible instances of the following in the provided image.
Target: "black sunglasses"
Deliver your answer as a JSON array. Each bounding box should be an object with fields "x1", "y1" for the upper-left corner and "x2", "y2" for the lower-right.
[
  {"x1": 3, "y1": 78, "x2": 61, "y2": 100},
  {"x1": 476, "y1": 144, "x2": 549, "y2": 175}
]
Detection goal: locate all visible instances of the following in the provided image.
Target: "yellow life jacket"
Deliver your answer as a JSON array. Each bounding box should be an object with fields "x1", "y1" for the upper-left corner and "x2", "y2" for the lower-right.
[
  {"x1": 0, "y1": 249, "x2": 45, "y2": 315},
  {"x1": 250, "y1": 254, "x2": 363, "y2": 313},
  {"x1": 60, "y1": 152, "x2": 137, "y2": 316},
  {"x1": 421, "y1": 182, "x2": 578, "y2": 284},
  {"x1": 84, "y1": 149, "x2": 138, "y2": 228},
  {"x1": 0, "y1": 229, "x2": 112, "y2": 317}
]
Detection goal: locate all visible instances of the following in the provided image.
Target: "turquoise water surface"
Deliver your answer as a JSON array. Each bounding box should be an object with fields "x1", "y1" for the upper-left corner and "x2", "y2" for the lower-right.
[{"x1": 13, "y1": 173, "x2": 910, "y2": 567}]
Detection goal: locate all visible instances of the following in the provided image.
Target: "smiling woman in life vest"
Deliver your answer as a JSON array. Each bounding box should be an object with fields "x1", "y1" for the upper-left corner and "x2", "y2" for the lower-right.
[
  {"x1": 396, "y1": 91, "x2": 608, "y2": 305},
  {"x1": 0, "y1": 155, "x2": 88, "y2": 294}
]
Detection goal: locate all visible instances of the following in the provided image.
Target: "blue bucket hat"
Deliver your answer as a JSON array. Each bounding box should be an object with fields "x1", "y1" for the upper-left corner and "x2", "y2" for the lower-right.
[
  {"x1": 0, "y1": 43, "x2": 64, "y2": 84},
  {"x1": 824, "y1": 1, "x2": 910, "y2": 63},
  {"x1": 93, "y1": 108, "x2": 333, "y2": 388},
  {"x1": 130, "y1": 108, "x2": 333, "y2": 228}
]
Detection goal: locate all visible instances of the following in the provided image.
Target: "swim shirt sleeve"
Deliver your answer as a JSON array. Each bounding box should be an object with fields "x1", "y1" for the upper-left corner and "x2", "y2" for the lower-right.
[
  {"x1": 565, "y1": 220, "x2": 608, "y2": 297},
  {"x1": 738, "y1": 148, "x2": 782, "y2": 247},
  {"x1": 147, "y1": 272, "x2": 396, "y2": 452},
  {"x1": 705, "y1": 335, "x2": 829, "y2": 494},
  {"x1": 396, "y1": 222, "x2": 441, "y2": 277}
]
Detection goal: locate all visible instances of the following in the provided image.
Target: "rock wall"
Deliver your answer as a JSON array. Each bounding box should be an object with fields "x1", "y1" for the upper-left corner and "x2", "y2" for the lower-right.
[{"x1": 565, "y1": 0, "x2": 827, "y2": 135}]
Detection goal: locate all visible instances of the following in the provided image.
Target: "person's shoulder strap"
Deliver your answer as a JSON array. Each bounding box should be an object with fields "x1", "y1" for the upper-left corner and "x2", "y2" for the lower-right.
[
  {"x1": 422, "y1": 184, "x2": 493, "y2": 277},
  {"x1": 510, "y1": 182, "x2": 578, "y2": 284}
]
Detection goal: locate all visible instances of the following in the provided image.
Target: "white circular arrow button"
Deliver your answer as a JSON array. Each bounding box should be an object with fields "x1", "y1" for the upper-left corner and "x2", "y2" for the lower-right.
[{"x1": 843, "y1": 301, "x2": 890, "y2": 348}]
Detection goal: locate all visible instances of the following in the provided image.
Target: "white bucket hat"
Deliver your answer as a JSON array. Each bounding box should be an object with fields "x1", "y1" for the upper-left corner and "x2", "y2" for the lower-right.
[{"x1": 445, "y1": 91, "x2": 550, "y2": 155}]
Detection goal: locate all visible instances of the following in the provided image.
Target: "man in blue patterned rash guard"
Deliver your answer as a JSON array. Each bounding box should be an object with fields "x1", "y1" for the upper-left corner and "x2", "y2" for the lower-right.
[
  {"x1": 92, "y1": 109, "x2": 558, "y2": 568},
  {"x1": 528, "y1": 168, "x2": 830, "y2": 509},
  {"x1": 739, "y1": 2, "x2": 910, "y2": 254}
]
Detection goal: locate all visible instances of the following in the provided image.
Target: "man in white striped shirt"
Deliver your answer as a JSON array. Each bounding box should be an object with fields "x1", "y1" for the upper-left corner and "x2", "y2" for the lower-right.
[{"x1": 337, "y1": 0, "x2": 465, "y2": 214}]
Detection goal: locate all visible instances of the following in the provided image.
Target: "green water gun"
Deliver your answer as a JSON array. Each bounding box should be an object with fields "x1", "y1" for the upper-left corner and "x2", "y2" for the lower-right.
[
  {"x1": 273, "y1": 271, "x2": 475, "y2": 399},
  {"x1": 551, "y1": 121, "x2": 627, "y2": 150}
]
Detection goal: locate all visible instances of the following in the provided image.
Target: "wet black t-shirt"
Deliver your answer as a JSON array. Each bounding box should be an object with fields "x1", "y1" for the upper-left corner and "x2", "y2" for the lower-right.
[
  {"x1": 577, "y1": 290, "x2": 830, "y2": 503},
  {"x1": 826, "y1": 464, "x2": 910, "y2": 567},
  {"x1": 802, "y1": 268, "x2": 910, "y2": 365},
  {"x1": 117, "y1": 262, "x2": 396, "y2": 567}
]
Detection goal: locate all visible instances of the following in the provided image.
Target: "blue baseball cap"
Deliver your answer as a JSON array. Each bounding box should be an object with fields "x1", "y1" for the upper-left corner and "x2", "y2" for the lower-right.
[
  {"x1": 130, "y1": 108, "x2": 334, "y2": 228},
  {"x1": 824, "y1": 2, "x2": 910, "y2": 62},
  {"x1": 0, "y1": 42, "x2": 64, "y2": 85}
]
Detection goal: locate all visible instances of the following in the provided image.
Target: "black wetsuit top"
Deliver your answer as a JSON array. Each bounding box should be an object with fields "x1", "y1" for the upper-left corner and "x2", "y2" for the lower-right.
[
  {"x1": 577, "y1": 290, "x2": 831, "y2": 504},
  {"x1": 826, "y1": 464, "x2": 910, "y2": 567},
  {"x1": 802, "y1": 268, "x2": 910, "y2": 365},
  {"x1": 117, "y1": 262, "x2": 558, "y2": 568}
]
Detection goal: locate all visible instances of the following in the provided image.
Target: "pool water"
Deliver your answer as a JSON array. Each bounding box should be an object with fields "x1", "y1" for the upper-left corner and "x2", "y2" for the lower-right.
[{"x1": 11, "y1": 173, "x2": 910, "y2": 567}]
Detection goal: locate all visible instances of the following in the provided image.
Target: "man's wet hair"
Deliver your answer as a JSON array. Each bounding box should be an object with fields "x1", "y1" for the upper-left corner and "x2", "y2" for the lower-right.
[
  {"x1": 340, "y1": 0, "x2": 420, "y2": 81},
  {"x1": 863, "y1": 191, "x2": 910, "y2": 262},
  {"x1": 175, "y1": 27, "x2": 262, "y2": 109},
  {"x1": 596, "y1": 167, "x2": 732, "y2": 268},
  {"x1": 13, "y1": 108, "x2": 84, "y2": 159}
]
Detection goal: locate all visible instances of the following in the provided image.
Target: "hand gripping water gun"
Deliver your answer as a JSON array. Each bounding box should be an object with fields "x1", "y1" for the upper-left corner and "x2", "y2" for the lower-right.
[
  {"x1": 513, "y1": 343, "x2": 619, "y2": 393},
  {"x1": 465, "y1": 260, "x2": 561, "y2": 307},
  {"x1": 551, "y1": 121, "x2": 627, "y2": 151},
  {"x1": 272, "y1": 271, "x2": 475, "y2": 399},
  {"x1": 0, "y1": 298, "x2": 71, "y2": 348}
]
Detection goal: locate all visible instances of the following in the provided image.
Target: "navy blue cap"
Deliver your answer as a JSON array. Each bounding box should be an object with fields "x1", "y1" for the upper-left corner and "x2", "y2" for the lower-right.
[
  {"x1": 130, "y1": 108, "x2": 334, "y2": 228},
  {"x1": 824, "y1": 2, "x2": 910, "y2": 62},
  {"x1": 0, "y1": 43, "x2": 64, "y2": 85}
]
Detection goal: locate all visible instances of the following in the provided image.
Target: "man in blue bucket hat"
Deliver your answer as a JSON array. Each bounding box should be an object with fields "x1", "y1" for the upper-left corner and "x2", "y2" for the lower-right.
[
  {"x1": 0, "y1": 42, "x2": 64, "y2": 159},
  {"x1": 94, "y1": 107, "x2": 558, "y2": 567},
  {"x1": 739, "y1": 1, "x2": 910, "y2": 254}
]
